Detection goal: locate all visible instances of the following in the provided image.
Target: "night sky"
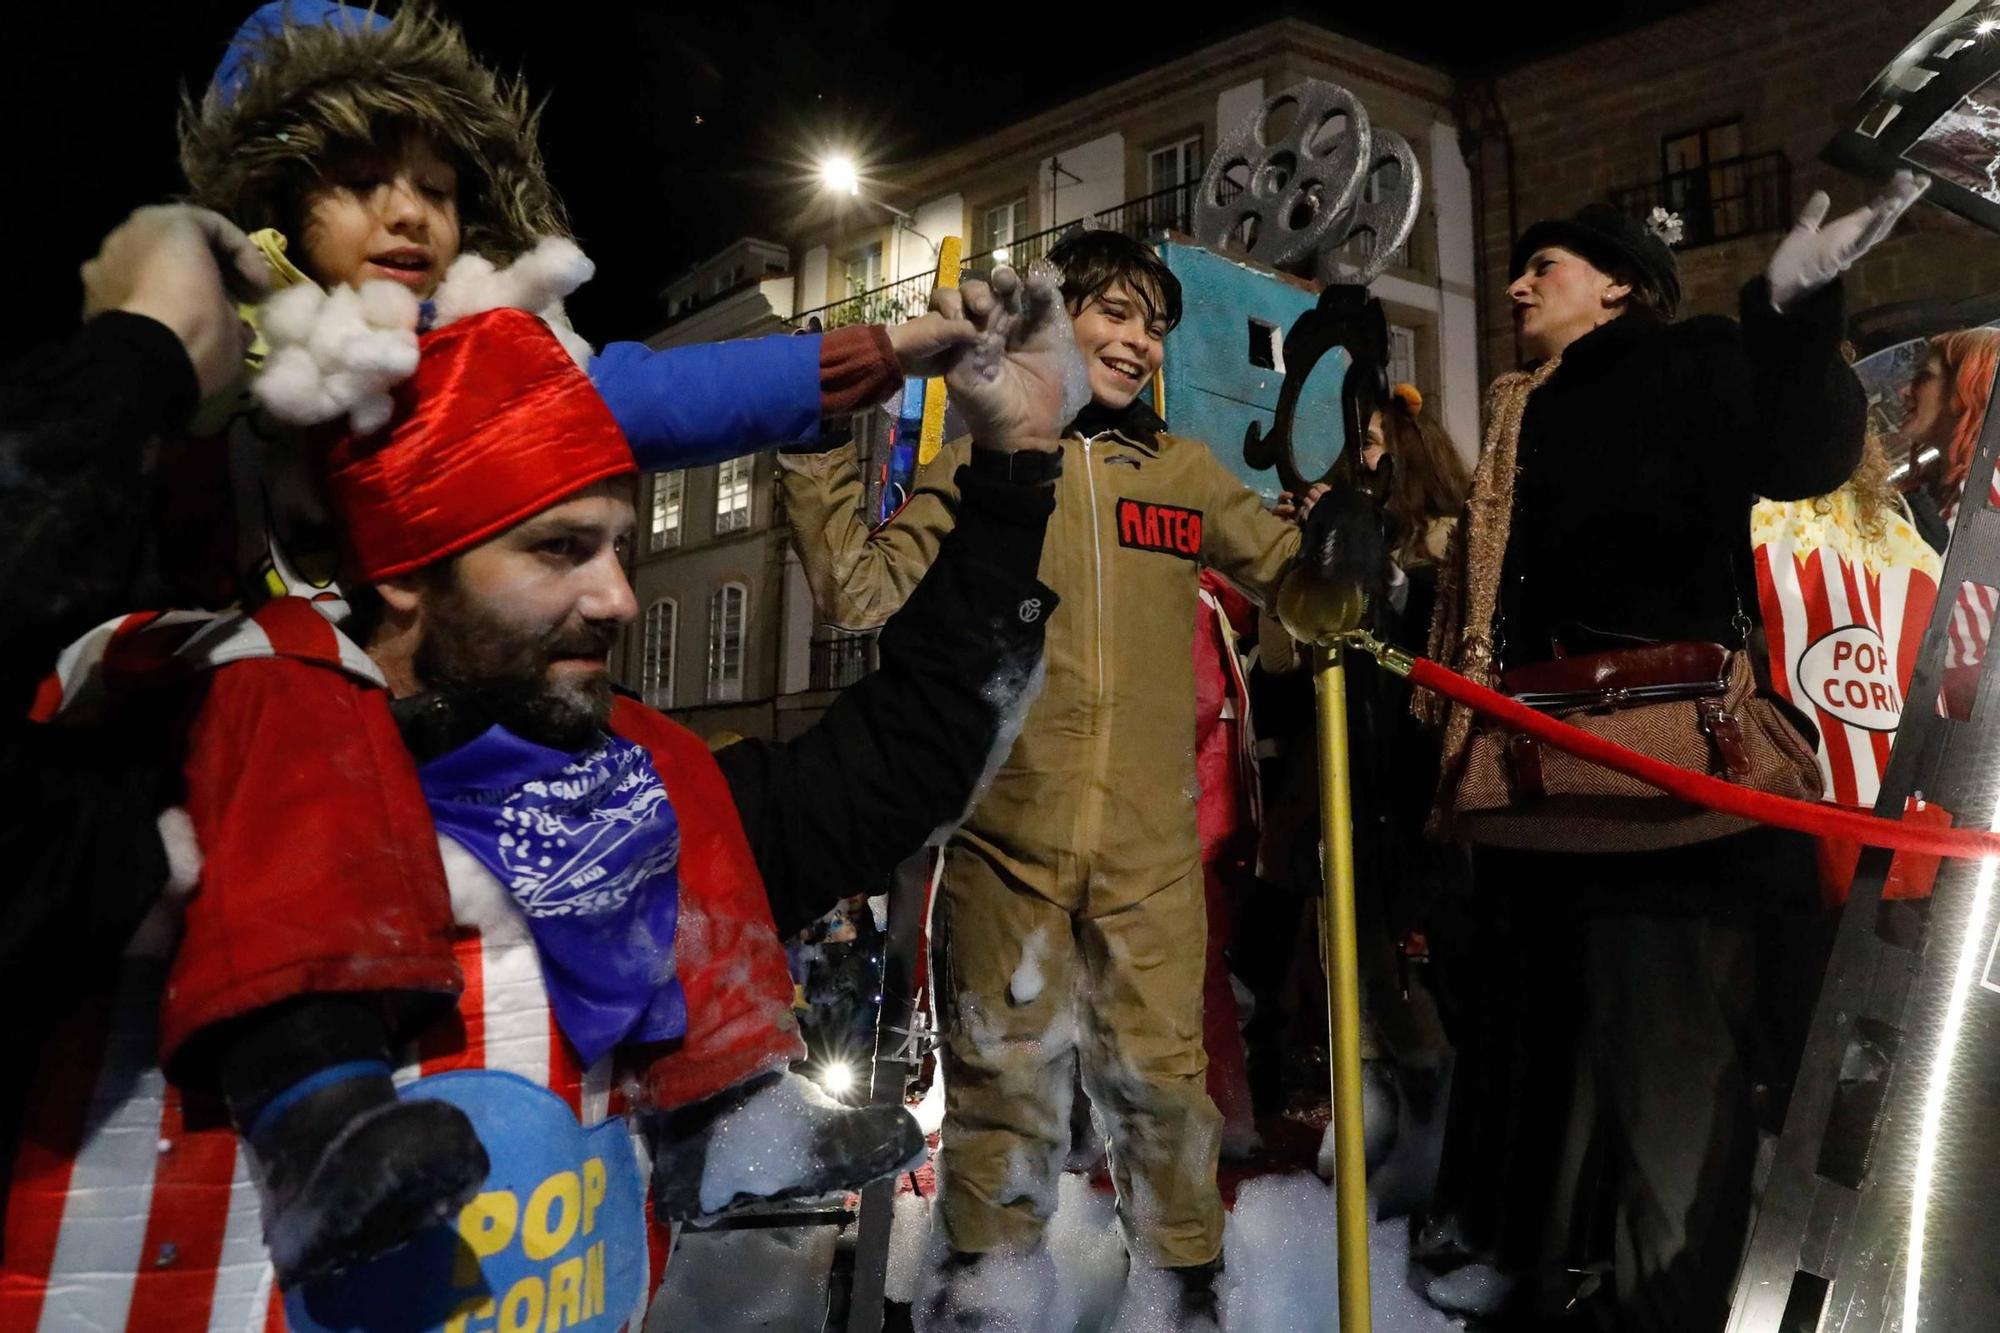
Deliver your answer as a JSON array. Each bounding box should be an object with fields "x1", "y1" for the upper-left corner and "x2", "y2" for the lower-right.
[{"x1": 3, "y1": 0, "x2": 1708, "y2": 362}]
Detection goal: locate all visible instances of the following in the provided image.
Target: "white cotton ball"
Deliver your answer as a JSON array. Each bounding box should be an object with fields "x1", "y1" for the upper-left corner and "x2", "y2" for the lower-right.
[
  {"x1": 321, "y1": 368, "x2": 363, "y2": 411},
  {"x1": 306, "y1": 287, "x2": 370, "y2": 367},
  {"x1": 254, "y1": 344, "x2": 343, "y2": 424},
  {"x1": 259, "y1": 282, "x2": 327, "y2": 347},
  {"x1": 519, "y1": 235, "x2": 595, "y2": 304},
  {"x1": 537, "y1": 298, "x2": 596, "y2": 367},
  {"x1": 355, "y1": 278, "x2": 421, "y2": 331},
  {"x1": 549, "y1": 318, "x2": 594, "y2": 369},
  {"x1": 432, "y1": 239, "x2": 597, "y2": 329},
  {"x1": 349, "y1": 391, "x2": 394, "y2": 436},
  {"x1": 431, "y1": 252, "x2": 500, "y2": 325},
  {"x1": 340, "y1": 327, "x2": 420, "y2": 381}
]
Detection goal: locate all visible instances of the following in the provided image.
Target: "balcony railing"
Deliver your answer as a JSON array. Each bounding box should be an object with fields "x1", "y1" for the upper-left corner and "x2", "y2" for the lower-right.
[
  {"x1": 809, "y1": 632, "x2": 878, "y2": 690},
  {"x1": 791, "y1": 180, "x2": 1216, "y2": 333},
  {"x1": 1607, "y1": 150, "x2": 1791, "y2": 250}
]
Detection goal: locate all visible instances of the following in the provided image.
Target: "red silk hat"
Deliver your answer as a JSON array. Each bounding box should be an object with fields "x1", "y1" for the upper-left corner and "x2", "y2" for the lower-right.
[{"x1": 318, "y1": 307, "x2": 636, "y2": 581}]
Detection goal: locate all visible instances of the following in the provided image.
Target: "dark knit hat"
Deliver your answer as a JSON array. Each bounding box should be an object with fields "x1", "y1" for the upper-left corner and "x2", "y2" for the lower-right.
[{"x1": 1510, "y1": 203, "x2": 1681, "y2": 317}]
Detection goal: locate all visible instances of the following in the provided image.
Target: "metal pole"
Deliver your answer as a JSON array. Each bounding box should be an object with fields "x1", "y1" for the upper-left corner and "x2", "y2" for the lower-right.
[{"x1": 1313, "y1": 640, "x2": 1372, "y2": 1333}]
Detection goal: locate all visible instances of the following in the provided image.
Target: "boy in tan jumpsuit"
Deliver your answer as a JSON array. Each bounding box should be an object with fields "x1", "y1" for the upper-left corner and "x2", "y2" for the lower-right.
[{"x1": 779, "y1": 231, "x2": 1306, "y2": 1326}]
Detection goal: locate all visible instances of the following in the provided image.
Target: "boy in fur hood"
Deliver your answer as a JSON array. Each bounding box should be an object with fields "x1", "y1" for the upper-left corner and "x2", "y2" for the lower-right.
[{"x1": 85, "y1": 0, "x2": 976, "y2": 1291}]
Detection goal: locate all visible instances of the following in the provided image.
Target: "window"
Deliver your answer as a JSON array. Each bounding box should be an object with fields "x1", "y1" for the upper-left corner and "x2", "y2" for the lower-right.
[
  {"x1": 979, "y1": 198, "x2": 1029, "y2": 257},
  {"x1": 842, "y1": 242, "x2": 883, "y2": 296},
  {"x1": 648, "y1": 470, "x2": 684, "y2": 552},
  {"x1": 641, "y1": 599, "x2": 677, "y2": 708},
  {"x1": 1661, "y1": 119, "x2": 1749, "y2": 242},
  {"x1": 1147, "y1": 135, "x2": 1203, "y2": 192},
  {"x1": 714, "y1": 456, "x2": 752, "y2": 534},
  {"x1": 1146, "y1": 136, "x2": 1203, "y2": 231},
  {"x1": 1388, "y1": 325, "x2": 1417, "y2": 394},
  {"x1": 707, "y1": 583, "x2": 747, "y2": 702},
  {"x1": 1247, "y1": 318, "x2": 1283, "y2": 372}
]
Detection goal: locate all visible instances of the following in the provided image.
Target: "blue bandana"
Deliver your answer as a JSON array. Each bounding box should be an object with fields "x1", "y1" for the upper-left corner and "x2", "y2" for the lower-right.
[{"x1": 419, "y1": 725, "x2": 688, "y2": 1066}]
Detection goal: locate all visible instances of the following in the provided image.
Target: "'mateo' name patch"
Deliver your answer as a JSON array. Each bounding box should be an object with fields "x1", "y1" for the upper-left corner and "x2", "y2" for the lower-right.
[{"x1": 1116, "y1": 499, "x2": 1204, "y2": 560}]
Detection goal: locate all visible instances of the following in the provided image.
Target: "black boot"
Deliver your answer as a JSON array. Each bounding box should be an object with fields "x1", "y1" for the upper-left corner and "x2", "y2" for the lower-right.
[
  {"x1": 645, "y1": 1070, "x2": 925, "y2": 1220},
  {"x1": 1170, "y1": 1257, "x2": 1224, "y2": 1330},
  {"x1": 219, "y1": 995, "x2": 490, "y2": 1286}
]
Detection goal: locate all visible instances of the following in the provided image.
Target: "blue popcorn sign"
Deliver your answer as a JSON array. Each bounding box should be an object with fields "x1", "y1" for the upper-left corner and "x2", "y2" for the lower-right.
[{"x1": 286, "y1": 1069, "x2": 648, "y2": 1333}]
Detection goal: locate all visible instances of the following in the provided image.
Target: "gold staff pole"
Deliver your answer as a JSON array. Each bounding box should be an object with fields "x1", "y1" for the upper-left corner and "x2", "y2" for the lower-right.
[
  {"x1": 1277, "y1": 574, "x2": 1372, "y2": 1332},
  {"x1": 1316, "y1": 639, "x2": 1370, "y2": 1333}
]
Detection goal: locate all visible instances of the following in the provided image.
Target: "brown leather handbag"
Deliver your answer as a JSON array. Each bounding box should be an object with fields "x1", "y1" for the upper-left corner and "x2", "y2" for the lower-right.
[{"x1": 1445, "y1": 640, "x2": 1823, "y2": 852}]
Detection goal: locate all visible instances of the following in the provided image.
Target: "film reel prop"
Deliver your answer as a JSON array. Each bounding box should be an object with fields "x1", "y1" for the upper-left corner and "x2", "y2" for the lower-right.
[{"x1": 1193, "y1": 79, "x2": 1424, "y2": 284}]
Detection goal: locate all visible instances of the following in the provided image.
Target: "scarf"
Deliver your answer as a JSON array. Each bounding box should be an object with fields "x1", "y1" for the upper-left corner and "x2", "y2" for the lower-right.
[{"x1": 421, "y1": 724, "x2": 688, "y2": 1066}]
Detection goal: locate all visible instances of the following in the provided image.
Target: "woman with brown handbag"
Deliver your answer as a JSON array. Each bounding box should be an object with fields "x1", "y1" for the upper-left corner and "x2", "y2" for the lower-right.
[{"x1": 1418, "y1": 174, "x2": 1929, "y2": 1332}]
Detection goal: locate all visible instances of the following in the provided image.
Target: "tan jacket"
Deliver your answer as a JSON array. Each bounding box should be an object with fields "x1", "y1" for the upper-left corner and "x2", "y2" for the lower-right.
[{"x1": 777, "y1": 424, "x2": 1301, "y2": 912}]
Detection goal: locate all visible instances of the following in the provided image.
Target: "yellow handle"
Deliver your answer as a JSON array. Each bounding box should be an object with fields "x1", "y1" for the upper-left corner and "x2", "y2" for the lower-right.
[
  {"x1": 1314, "y1": 642, "x2": 1372, "y2": 1333},
  {"x1": 917, "y1": 235, "x2": 963, "y2": 467}
]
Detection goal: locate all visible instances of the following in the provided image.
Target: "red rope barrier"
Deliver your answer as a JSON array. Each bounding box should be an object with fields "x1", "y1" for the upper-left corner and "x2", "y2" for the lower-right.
[{"x1": 1405, "y1": 655, "x2": 2000, "y2": 861}]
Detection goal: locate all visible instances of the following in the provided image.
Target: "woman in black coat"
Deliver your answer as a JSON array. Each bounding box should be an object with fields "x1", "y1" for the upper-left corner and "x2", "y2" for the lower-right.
[{"x1": 1423, "y1": 174, "x2": 1928, "y2": 1332}]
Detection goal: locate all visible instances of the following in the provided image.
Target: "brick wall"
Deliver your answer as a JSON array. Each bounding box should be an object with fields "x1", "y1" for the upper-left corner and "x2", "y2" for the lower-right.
[{"x1": 1472, "y1": 0, "x2": 2000, "y2": 385}]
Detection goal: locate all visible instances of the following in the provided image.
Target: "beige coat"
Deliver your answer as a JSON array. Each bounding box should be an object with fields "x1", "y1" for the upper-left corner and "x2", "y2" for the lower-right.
[{"x1": 777, "y1": 423, "x2": 1301, "y2": 909}]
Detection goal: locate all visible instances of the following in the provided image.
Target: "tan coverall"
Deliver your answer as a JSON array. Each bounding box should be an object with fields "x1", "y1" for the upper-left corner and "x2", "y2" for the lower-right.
[{"x1": 778, "y1": 421, "x2": 1300, "y2": 1266}]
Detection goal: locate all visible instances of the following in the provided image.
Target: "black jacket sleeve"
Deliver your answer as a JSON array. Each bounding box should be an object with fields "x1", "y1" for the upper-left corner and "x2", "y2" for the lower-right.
[
  {"x1": 1726, "y1": 275, "x2": 1866, "y2": 501},
  {"x1": 0, "y1": 312, "x2": 198, "y2": 716},
  {"x1": 715, "y1": 463, "x2": 1057, "y2": 938}
]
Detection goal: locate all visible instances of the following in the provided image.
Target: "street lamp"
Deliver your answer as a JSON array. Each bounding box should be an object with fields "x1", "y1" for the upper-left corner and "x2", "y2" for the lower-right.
[
  {"x1": 820, "y1": 153, "x2": 860, "y2": 198},
  {"x1": 817, "y1": 149, "x2": 940, "y2": 278}
]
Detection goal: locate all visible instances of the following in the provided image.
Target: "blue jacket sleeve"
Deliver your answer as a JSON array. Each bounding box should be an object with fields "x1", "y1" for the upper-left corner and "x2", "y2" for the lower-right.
[{"x1": 588, "y1": 333, "x2": 826, "y2": 470}]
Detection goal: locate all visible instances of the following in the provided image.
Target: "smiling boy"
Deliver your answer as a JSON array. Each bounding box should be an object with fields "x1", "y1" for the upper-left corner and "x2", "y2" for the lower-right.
[{"x1": 779, "y1": 229, "x2": 1311, "y2": 1328}]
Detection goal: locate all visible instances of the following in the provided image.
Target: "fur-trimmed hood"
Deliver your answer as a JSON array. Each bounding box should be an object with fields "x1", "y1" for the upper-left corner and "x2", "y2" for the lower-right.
[{"x1": 179, "y1": 1, "x2": 568, "y2": 267}]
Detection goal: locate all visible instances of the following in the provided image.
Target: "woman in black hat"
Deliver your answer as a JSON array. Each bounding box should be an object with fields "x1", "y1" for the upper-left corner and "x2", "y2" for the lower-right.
[{"x1": 1420, "y1": 172, "x2": 1927, "y2": 1332}]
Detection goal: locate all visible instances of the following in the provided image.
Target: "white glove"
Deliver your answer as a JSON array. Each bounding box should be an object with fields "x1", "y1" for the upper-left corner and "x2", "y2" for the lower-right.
[
  {"x1": 934, "y1": 261, "x2": 1091, "y2": 451},
  {"x1": 1765, "y1": 169, "x2": 1930, "y2": 311}
]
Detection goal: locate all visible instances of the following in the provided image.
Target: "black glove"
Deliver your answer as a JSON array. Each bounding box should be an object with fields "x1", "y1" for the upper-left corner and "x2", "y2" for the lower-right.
[{"x1": 1299, "y1": 485, "x2": 1389, "y2": 604}]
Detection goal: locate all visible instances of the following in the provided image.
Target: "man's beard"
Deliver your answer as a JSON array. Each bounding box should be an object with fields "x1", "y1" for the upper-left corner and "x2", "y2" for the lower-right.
[{"x1": 415, "y1": 578, "x2": 620, "y2": 753}]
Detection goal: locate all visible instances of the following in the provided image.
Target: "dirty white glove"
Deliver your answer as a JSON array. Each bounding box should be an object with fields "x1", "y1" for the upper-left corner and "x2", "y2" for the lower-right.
[
  {"x1": 82, "y1": 205, "x2": 274, "y2": 400},
  {"x1": 1765, "y1": 169, "x2": 1929, "y2": 311},
  {"x1": 933, "y1": 261, "x2": 1091, "y2": 452}
]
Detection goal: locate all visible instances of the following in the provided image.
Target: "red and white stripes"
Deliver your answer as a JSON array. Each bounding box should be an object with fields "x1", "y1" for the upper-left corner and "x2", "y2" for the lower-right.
[
  {"x1": 2, "y1": 841, "x2": 666, "y2": 1332},
  {"x1": 29, "y1": 599, "x2": 383, "y2": 725},
  {"x1": 1754, "y1": 498, "x2": 1939, "y2": 811}
]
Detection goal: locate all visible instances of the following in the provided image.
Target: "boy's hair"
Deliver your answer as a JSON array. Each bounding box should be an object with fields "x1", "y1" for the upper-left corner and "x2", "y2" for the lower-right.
[
  {"x1": 179, "y1": 1, "x2": 568, "y2": 265},
  {"x1": 1046, "y1": 230, "x2": 1183, "y2": 334}
]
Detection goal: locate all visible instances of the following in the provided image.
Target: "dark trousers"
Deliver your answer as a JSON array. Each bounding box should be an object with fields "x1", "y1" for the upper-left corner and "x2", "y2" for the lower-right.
[{"x1": 1435, "y1": 831, "x2": 1818, "y2": 1331}]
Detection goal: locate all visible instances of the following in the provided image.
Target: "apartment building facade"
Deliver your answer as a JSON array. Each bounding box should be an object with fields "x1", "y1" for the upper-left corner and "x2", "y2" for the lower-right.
[
  {"x1": 615, "y1": 18, "x2": 1482, "y2": 742},
  {"x1": 616, "y1": 3, "x2": 1994, "y2": 746}
]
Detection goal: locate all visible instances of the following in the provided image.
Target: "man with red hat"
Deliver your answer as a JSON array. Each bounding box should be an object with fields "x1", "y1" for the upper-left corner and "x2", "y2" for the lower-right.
[{"x1": 1, "y1": 265, "x2": 1083, "y2": 1326}]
